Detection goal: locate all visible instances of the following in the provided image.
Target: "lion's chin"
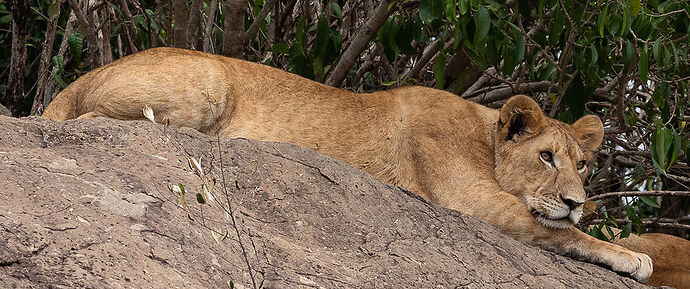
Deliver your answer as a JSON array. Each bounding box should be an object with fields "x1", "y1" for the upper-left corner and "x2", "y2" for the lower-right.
[{"x1": 530, "y1": 210, "x2": 576, "y2": 229}]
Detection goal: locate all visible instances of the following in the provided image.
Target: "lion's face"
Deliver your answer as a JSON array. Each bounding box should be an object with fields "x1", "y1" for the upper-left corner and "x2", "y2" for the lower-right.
[{"x1": 494, "y1": 96, "x2": 604, "y2": 229}]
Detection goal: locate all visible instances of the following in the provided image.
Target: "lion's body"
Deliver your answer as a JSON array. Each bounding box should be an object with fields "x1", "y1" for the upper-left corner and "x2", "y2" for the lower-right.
[
  {"x1": 43, "y1": 47, "x2": 654, "y2": 282},
  {"x1": 626, "y1": 233, "x2": 690, "y2": 288},
  {"x1": 603, "y1": 228, "x2": 690, "y2": 288}
]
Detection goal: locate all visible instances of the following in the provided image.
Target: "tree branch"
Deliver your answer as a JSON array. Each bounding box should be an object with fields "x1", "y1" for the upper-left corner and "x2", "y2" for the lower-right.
[
  {"x1": 244, "y1": 0, "x2": 279, "y2": 45},
  {"x1": 467, "y1": 81, "x2": 556, "y2": 104},
  {"x1": 325, "y1": 0, "x2": 392, "y2": 87},
  {"x1": 587, "y1": 191, "x2": 690, "y2": 201}
]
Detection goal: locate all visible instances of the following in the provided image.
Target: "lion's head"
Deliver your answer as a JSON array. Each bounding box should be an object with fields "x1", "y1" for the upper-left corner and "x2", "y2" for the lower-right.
[{"x1": 493, "y1": 95, "x2": 604, "y2": 229}]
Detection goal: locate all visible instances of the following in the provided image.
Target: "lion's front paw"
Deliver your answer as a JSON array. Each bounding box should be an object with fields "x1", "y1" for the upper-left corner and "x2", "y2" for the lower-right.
[{"x1": 610, "y1": 251, "x2": 653, "y2": 283}]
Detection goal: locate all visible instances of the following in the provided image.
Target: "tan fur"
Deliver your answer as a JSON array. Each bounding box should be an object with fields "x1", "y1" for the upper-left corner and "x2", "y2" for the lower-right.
[
  {"x1": 585, "y1": 201, "x2": 690, "y2": 287},
  {"x1": 615, "y1": 233, "x2": 690, "y2": 288},
  {"x1": 43, "y1": 47, "x2": 653, "y2": 282}
]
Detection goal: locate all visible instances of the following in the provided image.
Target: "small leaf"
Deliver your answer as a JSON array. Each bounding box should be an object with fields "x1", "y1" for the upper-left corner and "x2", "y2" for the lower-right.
[
  {"x1": 51, "y1": 71, "x2": 68, "y2": 89},
  {"x1": 622, "y1": 40, "x2": 635, "y2": 70},
  {"x1": 67, "y1": 33, "x2": 83, "y2": 65},
  {"x1": 549, "y1": 6, "x2": 565, "y2": 46},
  {"x1": 473, "y1": 6, "x2": 490, "y2": 46},
  {"x1": 627, "y1": 0, "x2": 641, "y2": 17},
  {"x1": 381, "y1": 80, "x2": 396, "y2": 86},
  {"x1": 652, "y1": 37, "x2": 662, "y2": 65},
  {"x1": 420, "y1": 0, "x2": 444, "y2": 23},
  {"x1": 433, "y1": 51, "x2": 446, "y2": 89},
  {"x1": 272, "y1": 42, "x2": 289, "y2": 54},
  {"x1": 620, "y1": 223, "x2": 632, "y2": 238},
  {"x1": 597, "y1": 3, "x2": 609, "y2": 37},
  {"x1": 196, "y1": 193, "x2": 206, "y2": 204},
  {"x1": 626, "y1": 206, "x2": 641, "y2": 226},
  {"x1": 330, "y1": 3, "x2": 342, "y2": 22},
  {"x1": 446, "y1": 0, "x2": 457, "y2": 23},
  {"x1": 188, "y1": 157, "x2": 203, "y2": 176},
  {"x1": 650, "y1": 127, "x2": 668, "y2": 174},
  {"x1": 589, "y1": 224, "x2": 610, "y2": 242},
  {"x1": 142, "y1": 105, "x2": 156, "y2": 123},
  {"x1": 459, "y1": 0, "x2": 468, "y2": 15},
  {"x1": 589, "y1": 44, "x2": 599, "y2": 66},
  {"x1": 639, "y1": 196, "x2": 660, "y2": 208},
  {"x1": 202, "y1": 183, "x2": 215, "y2": 202},
  {"x1": 639, "y1": 45, "x2": 648, "y2": 82}
]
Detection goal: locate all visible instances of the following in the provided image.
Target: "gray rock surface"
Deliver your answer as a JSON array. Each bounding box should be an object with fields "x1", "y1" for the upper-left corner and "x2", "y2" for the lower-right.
[{"x1": 0, "y1": 116, "x2": 647, "y2": 288}]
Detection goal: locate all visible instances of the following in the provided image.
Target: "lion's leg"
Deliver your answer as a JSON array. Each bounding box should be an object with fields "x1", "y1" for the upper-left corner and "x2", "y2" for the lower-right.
[{"x1": 446, "y1": 185, "x2": 653, "y2": 282}]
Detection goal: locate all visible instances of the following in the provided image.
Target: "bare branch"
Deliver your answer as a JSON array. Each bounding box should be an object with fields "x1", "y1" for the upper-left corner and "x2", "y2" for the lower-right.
[
  {"x1": 588, "y1": 191, "x2": 690, "y2": 201},
  {"x1": 31, "y1": 0, "x2": 65, "y2": 115},
  {"x1": 467, "y1": 81, "x2": 557, "y2": 104},
  {"x1": 244, "y1": 0, "x2": 279, "y2": 44},
  {"x1": 401, "y1": 38, "x2": 442, "y2": 83},
  {"x1": 326, "y1": 0, "x2": 393, "y2": 87}
]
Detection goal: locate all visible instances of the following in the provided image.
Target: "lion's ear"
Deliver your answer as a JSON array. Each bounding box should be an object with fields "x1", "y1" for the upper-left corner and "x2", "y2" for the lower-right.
[
  {"x1": 572, "y1": 115, "x2": 604, "y2": 156},
  {"x1": 498, "y1": 95, "x2": 548, "y2": 142}
]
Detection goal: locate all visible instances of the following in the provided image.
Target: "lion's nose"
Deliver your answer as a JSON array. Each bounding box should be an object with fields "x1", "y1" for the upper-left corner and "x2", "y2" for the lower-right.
[{"x1": 560, "y1": 195, "x2": 583, "y2": 210}]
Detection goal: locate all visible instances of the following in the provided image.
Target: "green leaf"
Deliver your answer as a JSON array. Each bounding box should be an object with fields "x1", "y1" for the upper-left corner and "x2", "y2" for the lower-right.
[
  {"x1": 670, "y1": 41, "x2": 679, "y2": 71},
  {"x1": 433, "y1": 51, "x2": 446, "y2": 89},
  {"x1": 51, "y1": 55, "x2": 65, "y2": 73},
  {"x1": 549, "y1": 6, "x2": 565, "y2": 46},
  {"x1": 589, "y1": 224, "x2": 610, "y2": 242},
  {"x1": 473, "y1": 6, "x2": 490, "y2": 47},
  {"x1": 589, "y1": 44, "x2": 599, "y2": 66},
  {"x1": 67, "y1": 33, "x2": 83, "y2": 65},
  {"x1": 639, "y1": 45, "x2": 648, "y2": 82},
  {"x1": 313, "y1": 15, "x2": 330, "y2": 78},
  {"x1": 608, "y1": 15, "x2": 621, "y2": 36},
  {"x1": 330, "y1": 3, "x2": 342, "y2": 22},
  {"x1": 396, "y1": 16, "x2": 420, "y2": 55},
  {"x1": 627, "y1": 0, "x2": 641, "y2": 17},
  {"x1": 639, "y1": 196, "x2": 660, "y2": 208},
  {"x1": 517, "y1": 0, "x2": 532, "y2": 22},
  {"x1": 196, "y1": 193, "x2": 206, "y2": 204},
  {"x1": 47, "y1": 1, "x2": 59, "y2": 20},
  {"x1": 378, "y1": 17, "x2": 399, "y2": 62},
  {"x1": 650, "y1": 126, "x2": 673, "y2": 174},
  {"x1": 446, "y1": 0, "x2": 457, "y2": 23},
  {"x1": 51, "y1": 71, "x2": 68, "y2": 89},
  {"x1": 620, "y1": 223, "x2": 632, "y2": 238},
  {"x1": 420, "y1": 0, "x2": 444, "y2": 24},
  {"x1": 597, "y1": 3, "x2": 609, "y2": 37},
  {"x1": 668, "y1": 128, "x2": 681, "y2": 169},
  {"x1": 626, "y1": 206, "x2": 641, "y2": 226},
  {"x1": 622, "y1": 40, "x2": 634, "y2": 70},
  {"x1": 381, "y1": 80, "x2": 396, "y2": 86},
  {"x1": 293, "y1": 17, "x2": 307, "y2": 56},
  {"x1": 0, "y1": 14, "x2": 10, "y2": 24},
  {"x1": 652, "y1": 37, "x2": 662, "y2": 65},
  {"x1": 459, "y1": 0, "x2": 468, "y2": 15},
  {"x1": 272, "y1": 42, "x2": 289, "y2": 54}
]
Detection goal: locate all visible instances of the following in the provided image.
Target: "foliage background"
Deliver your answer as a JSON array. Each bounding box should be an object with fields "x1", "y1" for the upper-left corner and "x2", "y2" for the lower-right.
[{"x1": 1, "y1": 0, "x2": 688, "y2": 239}]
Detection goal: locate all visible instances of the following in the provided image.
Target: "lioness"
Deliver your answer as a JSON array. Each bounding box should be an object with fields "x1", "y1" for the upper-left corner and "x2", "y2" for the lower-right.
[{"x1": 43, "y1": 47, "x2": 653, "y2": 282}]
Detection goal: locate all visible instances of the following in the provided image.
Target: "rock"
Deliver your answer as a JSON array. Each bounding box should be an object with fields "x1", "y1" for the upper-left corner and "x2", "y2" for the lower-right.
[{"x1": 0, "y1": 116, "x2": 647, "y2": 288}]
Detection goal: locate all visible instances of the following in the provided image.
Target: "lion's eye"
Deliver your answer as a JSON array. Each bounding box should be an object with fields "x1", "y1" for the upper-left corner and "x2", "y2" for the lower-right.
[
  {"x1": 539, "y1": 151, "x2": 553, "y2": 163},
  {"x1": 577, "y1": 160, "x2": 586, "y2": 171}
]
